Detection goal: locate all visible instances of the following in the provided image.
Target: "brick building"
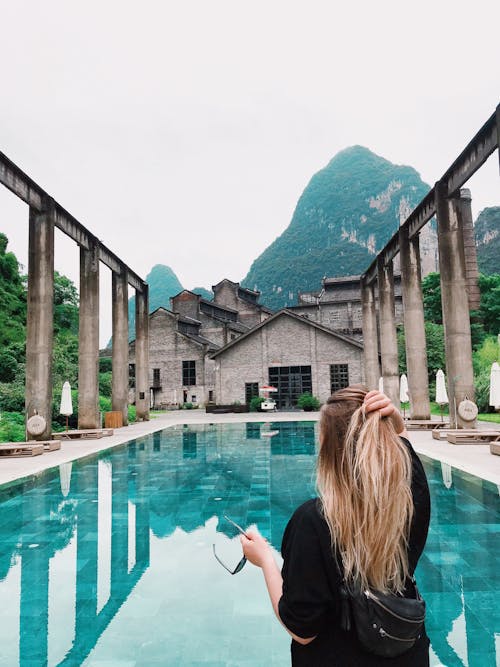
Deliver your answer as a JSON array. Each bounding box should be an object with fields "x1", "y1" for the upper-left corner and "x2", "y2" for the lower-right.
[
  {"x1": 211, "y1": 310, "x2": 363, "y2": 408},
  {"x1": 289, "y1": 274, "x2": 403, "y2": 341}
]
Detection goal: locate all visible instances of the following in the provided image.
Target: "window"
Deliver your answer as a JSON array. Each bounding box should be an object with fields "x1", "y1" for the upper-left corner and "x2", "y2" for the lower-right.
[
  {"x1": 208, "y1": 390, "x2": 214, "y2": 403},
  {"x1": 330, "y1": 364, "x2": 349, "y2": 394},
  {"x1": 268, "y1": 366, "x2": 312, "y2": 409},
  {"x1": 245, "y1": 382, "x2": 259, "y2": 404},
  {"x1": 152, "y1": 368, "x2": 161, "y2": 387},
  {"x1": 129, "y1": 363, "x2": 136, "y2": 389},
  {"x1": 182, "y1": 360, "x2": 196, "y2": 386}
]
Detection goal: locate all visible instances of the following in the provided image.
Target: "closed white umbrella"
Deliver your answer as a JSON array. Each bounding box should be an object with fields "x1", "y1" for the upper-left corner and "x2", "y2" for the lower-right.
[
  {"x1": 489, "y1": 362, "x2": 500, "y2": 410},
  {"x1": 378, "y1": 377, "x2": 384, "y2": 393},
  {"x1": 435, "y1": 369, "x2": 448, "y2": 422},
  {"x1": 400, "y1": 374, "x2": 409, "y2": 403},
  {"x1": 400, "y1": 374, "x2": 409, "y2": 418},
  {"x1": 59, "y1": 381, "x2": 73, "y2": 431}
]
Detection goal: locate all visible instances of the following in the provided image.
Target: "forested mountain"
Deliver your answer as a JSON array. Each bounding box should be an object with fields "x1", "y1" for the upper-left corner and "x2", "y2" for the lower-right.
[
  {"x1": 127, "y1": 264, "x2": 183, "y2": 340},
  {"x1": 242, "y1": 146, "x2": 433, "y2": 310},
  {"x1": 475, "y1": 207, "x2": 500, "y2": 275},
  {"x1": 126, "y1": 265, "x2": 213, "y2": 340}
]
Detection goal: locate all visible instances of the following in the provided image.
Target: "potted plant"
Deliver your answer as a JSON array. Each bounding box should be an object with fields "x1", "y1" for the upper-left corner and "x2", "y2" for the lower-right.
[{"x1": 297, "y1": 392, "x2": 320, "y2": 411}]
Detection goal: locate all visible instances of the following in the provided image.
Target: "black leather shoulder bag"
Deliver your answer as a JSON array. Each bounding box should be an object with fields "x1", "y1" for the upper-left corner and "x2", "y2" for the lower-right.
[{"x1": 339, "y1": 579, "x2": 426, "y2": 658}]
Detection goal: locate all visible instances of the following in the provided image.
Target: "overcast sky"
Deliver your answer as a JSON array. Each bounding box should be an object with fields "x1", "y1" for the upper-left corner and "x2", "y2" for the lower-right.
[{"x1": 1, "y1": 0, "x2": 499, "y2": 344}]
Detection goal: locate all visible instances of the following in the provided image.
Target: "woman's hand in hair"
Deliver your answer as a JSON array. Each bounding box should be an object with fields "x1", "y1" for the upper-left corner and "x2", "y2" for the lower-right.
[
  {"x1": 363, "y1": 390, "x2": 406, "y2": 435},
  {"x1": 241, "y1": 529, "x2": 275, "y2": 568}
]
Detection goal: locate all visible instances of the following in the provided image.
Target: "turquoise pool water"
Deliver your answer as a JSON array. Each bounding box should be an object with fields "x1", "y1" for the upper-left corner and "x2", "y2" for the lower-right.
[{"x1": 0, "y1": 422, "x2": 498, "y2": 666}]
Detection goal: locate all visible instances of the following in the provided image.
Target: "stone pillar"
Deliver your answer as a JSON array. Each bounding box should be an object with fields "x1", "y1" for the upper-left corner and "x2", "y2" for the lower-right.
[
  {"x1": 78, "y1": 242, "x2": 100, "y2": 429},
  {"x1": 112, "y1": 271, "x2": 129, "y2": 426},
  {"x1": 360, "y1": 278, "x2": 379, "y2": 390},
  {"x1": 135, "y1": 284, "x2": 150, "y2": 421},
  {"x1": 399, "y1": 228, "x2": 431, "y2": 418},
  {"x1": 25, "y1": 201, "x2": 55, "y2": 440},
  {"x1": 377, "y1": 257, "x2": 399, "y2": 407},
  {"x1": 435, "y1": 180, "x2": 476, "y2": 428},
  {"x1": 456, "y1": 188, "x2": 481, "y2": 311}
]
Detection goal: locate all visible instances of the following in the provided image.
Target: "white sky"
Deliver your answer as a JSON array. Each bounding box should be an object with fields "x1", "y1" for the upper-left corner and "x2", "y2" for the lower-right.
[{"x1": 1, "y1": 0, "x2": 499, "y2": 345}]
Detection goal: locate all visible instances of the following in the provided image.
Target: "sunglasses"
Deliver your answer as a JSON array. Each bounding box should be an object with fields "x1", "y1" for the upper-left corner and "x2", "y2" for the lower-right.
[{"x1": 212, "y1": 515, "x2": 249, "y2": 575}]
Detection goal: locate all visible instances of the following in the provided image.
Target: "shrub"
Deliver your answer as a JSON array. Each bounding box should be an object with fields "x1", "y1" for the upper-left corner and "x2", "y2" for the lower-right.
[
  {"x1": 297, "y1": 392, "x2": 320, "y2": 411},
  {"x1": 0, "y1": 381, "x2": 25, "y2": 412},
  {"x1": 182, "y1": 402, "x2": 193, "y2": 410},
  {"x1": 250, "y1": 396, "x2": 265, "y2": 412},
  {"x1": 0, "y1": 411, "x2": 26, "y2": 442}
]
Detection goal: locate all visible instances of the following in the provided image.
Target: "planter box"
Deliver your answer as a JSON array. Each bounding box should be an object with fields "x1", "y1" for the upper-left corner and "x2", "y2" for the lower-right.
[{"x1": 205, "y1": 404, "x2": 249, "y2": 414}]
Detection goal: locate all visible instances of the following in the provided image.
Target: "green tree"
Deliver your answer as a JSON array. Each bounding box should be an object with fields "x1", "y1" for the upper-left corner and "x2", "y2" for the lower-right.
[
  {"x1": 421, "y1": 272, "x2": 442, "y2": 324},
  {"x1": 478, "y1": 274, "x2": 500, "y2": 335},
  {"x1": 398, "y1": 322, "x2": 445, "y2": 386},
  {"x1": 54, "y1": 271, "x2": 79, "y2": 334}
]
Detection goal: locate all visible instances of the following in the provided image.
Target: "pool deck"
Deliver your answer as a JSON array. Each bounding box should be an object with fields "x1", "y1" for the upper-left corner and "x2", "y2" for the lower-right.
[{"x1": 1, "y1": 410, "x2": 499, "y2": 488}]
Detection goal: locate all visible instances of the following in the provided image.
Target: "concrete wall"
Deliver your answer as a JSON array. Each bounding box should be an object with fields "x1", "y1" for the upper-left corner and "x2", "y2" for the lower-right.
[{"x1": 214, "y1": 314, "x2": 362, "y2": 404}]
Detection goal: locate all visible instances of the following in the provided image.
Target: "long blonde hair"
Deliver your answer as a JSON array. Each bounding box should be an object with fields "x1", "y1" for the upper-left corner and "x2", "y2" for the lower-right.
[{"x1": 317, "y1": 384, "x2": 413, "y2": 594}]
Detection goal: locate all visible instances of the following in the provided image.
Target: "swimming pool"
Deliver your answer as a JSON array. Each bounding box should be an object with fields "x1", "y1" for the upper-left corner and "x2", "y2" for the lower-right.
[{"x1": 0, "y1": 422, "x2": 498, "y2": 666}]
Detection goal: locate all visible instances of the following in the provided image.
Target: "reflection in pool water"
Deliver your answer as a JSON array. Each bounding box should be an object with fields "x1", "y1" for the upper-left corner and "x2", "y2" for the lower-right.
[{"x1": 0, "y1": 422, "x2": 498, "y2": 666}]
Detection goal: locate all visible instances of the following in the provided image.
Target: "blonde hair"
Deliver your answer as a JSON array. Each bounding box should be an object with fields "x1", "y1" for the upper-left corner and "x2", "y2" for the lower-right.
[{"x1": 317, "y1": 384, "x2": 413, "y2": 594}]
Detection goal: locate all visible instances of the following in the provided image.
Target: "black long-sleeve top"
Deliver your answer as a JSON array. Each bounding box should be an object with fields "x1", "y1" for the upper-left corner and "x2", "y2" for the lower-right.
[{"x1": 278, "y1": 438, "x2": 431, "y2": 666}]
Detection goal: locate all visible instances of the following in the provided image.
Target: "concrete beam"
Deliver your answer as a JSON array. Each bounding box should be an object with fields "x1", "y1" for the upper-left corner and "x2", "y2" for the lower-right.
[{"x1": 25, "y1": 201, "x2": 55, "y2": 440}]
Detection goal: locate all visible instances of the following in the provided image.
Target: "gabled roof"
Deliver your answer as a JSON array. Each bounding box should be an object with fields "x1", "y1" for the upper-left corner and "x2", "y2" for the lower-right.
[{"x1": 210, "y1": 309, "x2": 363, "y2": 358}]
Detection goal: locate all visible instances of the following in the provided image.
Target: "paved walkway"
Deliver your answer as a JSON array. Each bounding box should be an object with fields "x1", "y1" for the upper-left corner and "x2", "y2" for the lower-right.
[{"x1": 1, "y1": 411, "x2": 499, "y2": 487}]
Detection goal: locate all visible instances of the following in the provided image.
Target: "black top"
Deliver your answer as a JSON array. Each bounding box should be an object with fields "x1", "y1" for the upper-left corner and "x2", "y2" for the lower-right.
[{"x1": 278, "y1": 438, "x2": 431, "y2": 667}]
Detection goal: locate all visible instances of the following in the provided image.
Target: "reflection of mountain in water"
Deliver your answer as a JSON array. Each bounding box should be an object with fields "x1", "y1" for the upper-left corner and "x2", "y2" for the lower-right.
[{"x1": 0, "y1": 424, "x2": 498, "y2": 665}]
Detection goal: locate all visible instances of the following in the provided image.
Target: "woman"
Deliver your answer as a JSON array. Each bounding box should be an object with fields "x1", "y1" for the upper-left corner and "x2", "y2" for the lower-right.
[{"x1": 241, "y1": 386, "x2": 430, "y2": 666}]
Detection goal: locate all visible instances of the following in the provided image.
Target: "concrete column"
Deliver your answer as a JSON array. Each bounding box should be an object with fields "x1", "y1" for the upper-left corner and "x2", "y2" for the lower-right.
[
  {"x1": 399, "y1": 228, "x2": 431, "y2": 418},
  {"x1": 135, "y1": 284, "x2": 150, "y2": 421},
  {"x1": 456, "y1": 189, "x2": 481, "y2": 311},
  {"x1": 435, "y1": 180, "x2": 476, "y2": 428},
  {"x1": 377, "y1": 257, "x2": 399, "y2": 407},
  {"x1": 360, "y1": 278, "x2": 379, "y2": 390},
  {"x1": 78, "y1": 242, "x2": 100, "y2": 429},
  {"x1": 25, "y1": 201, "x2": 55, "y2": 440},
  {"x1": 112, "y1": 271, "x2": 129, "y2": 426}
]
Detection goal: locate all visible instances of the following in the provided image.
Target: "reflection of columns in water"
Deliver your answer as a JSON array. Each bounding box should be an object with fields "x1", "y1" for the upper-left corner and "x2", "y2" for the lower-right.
[
  {"x1": 19, "y1": 486, "x2": 50, "y2": 666},
  {"x1": 132, "y1": 441, "x2": 151, "y2": 569},
  {"x1": 111, "y1": 450, "x2": 129, "y2": 595},
  {"x1": 183, "y1": 429, "x2": 197, "y2": 458},
  {"x1": 153, "y1": 430, "x2": 161, "y2": 452},
  {"x1": 75, "y1": 460, "x2": 99, "y2": 639}
]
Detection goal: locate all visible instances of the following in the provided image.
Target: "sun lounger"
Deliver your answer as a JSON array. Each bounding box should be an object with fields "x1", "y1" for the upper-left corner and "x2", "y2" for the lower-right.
[
  {"x1": 0, "y1": 443, "x2": 44, "y2": 457},
  {"x1": 406, "y1": 420, "x2": 450, "y2": 431},
  {"x1": 54, "y1": 428, "x2": 114, "y2": 440},
  {"x1": 432, "y1": 428, "x2": 500, "y2": 441},
  {"x1": 447, "y1": 431, "x2": 500, "y2": 445}
]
